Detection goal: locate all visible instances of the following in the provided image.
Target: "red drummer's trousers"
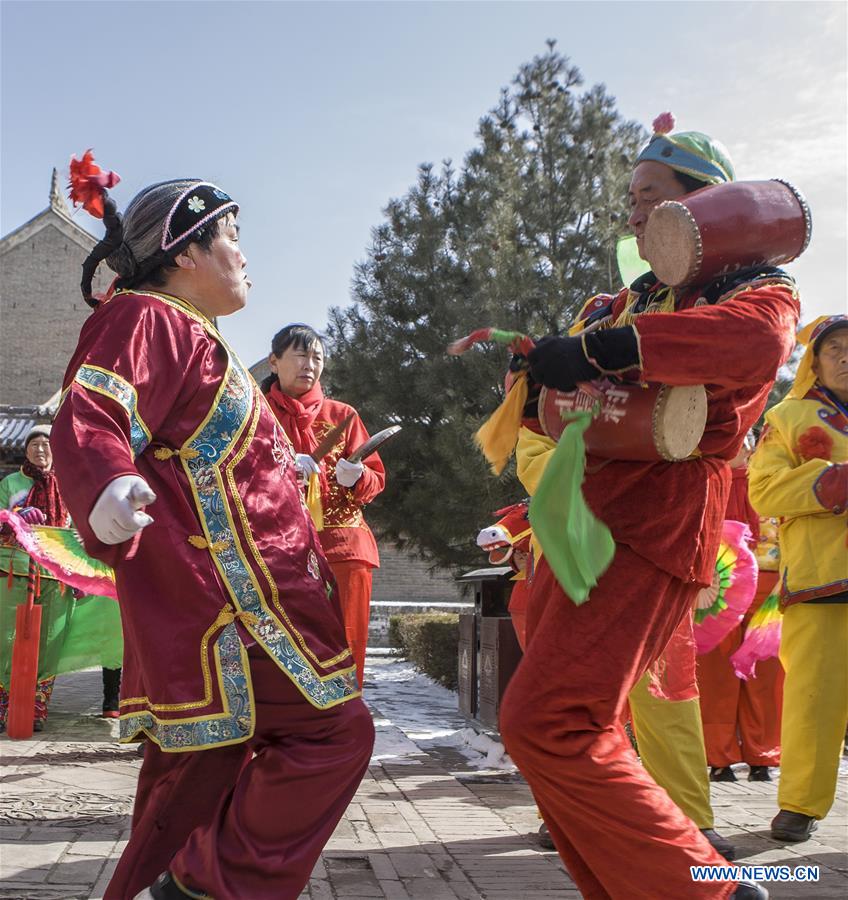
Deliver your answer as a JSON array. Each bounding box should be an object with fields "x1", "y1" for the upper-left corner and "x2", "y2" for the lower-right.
[
  {"x1": 106, "y1": 644, "x2": 374, "y2": 900},
  {"x1": 329, "y1": 560, "x2": 373, "y2": 691},
  {"x1": 499, "y1": 544, "x2": 735, "y2": 899}
]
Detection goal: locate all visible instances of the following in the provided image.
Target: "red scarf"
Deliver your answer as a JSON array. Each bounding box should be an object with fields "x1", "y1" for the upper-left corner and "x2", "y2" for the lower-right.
[
  {"x1": 265, "y1": 381, "x2": 329, "y2": 492},
  {"x1": 22, "y1": 461, "x2": 68, "y2": 527}
]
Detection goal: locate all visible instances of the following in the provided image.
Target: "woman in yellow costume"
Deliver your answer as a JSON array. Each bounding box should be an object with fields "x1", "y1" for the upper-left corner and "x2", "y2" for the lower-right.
[{"x1": 749, "y1": 314, "x2": 848, "y2": 843}]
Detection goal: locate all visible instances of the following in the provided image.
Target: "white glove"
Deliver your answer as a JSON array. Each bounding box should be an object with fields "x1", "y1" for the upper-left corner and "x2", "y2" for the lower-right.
[
  {"x1": 295, "y1": 453, "x2": 321, "y2": 485},
  {"x1": 88, "y1": 475, "x2": 156, "y2": 545},
  {"x1": 335, "y1": 457, "x2": 365, "y2": 488}
]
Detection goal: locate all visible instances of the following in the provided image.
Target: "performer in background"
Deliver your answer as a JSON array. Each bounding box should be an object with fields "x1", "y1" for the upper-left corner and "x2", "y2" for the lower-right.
[
  {"x1": 0, "y1": 425, "x2": 123, "y2": 730},
  {"x1": 52, "y1": 162, "x2": 374, "y2": 900},
  {"x1": 697, "y1": 436, "x2": 783, "y2": 783},
  {"x1": 749, "y1": 314, "x2": 848, "y2": 844},
  {"x1": 262, "y1": 324, "x2": 385, "y2": 689},
  {"x1": 476, "y1": 500, "x2": 532, "y2": 649},
  {"x1": 497, "y1": 115, "x2": 799, "y2": 899}
]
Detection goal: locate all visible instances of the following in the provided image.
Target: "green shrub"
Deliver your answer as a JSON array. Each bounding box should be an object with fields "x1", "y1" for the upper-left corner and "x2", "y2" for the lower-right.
[
  {"x1": 389, "y1": 613, "x2": 459, "y2": 691},
  {"x1": 387, "y1": 615, "x2": 406, "y2": 653}
]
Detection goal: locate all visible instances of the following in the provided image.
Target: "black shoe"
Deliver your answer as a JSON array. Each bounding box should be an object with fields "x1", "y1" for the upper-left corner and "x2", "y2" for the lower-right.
[
  {"x1": 770, "y1": 809, "x2": 818, "y2": 842},
  {"x1": 139, "y1": 871, "x2": 199, "y2": 899},
  {"x1": 710, "y1": 766, "x2": 737, "y2": 782},
  {"x1": 102, "y1": 666, "x2": 121, "y2": 713},
  {"x1": 32, "y1": 720, "x2": 44, "y2": 733},
  {"x1": 731, "y1": 881, "x2": 769, "y2": 899},
  {"x1": 536, "y1": 822, "x2": 555, "y2": 850},
  {"x1": 748, "y1": 765, "x2": 771, "y2": 782},
  {"x1": 700, "y1": 828, "x2": 736, "y2": 860}
]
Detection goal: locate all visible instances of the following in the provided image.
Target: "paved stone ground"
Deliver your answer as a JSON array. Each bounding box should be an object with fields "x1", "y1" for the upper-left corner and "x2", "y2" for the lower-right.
[{"x1": 1, "y1": 665, "x2": 845, "y2": 899}]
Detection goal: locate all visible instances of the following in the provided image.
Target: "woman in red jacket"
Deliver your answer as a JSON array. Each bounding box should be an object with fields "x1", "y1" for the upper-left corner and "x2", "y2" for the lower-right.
[{"x1": 263, "y1": 324, "x2": 385, "y2": 689}]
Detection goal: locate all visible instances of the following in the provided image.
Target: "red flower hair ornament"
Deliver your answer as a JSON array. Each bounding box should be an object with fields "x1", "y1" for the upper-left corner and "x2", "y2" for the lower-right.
[
  {"x1": 795, "y1": 426, "x2": 833, "y2": 462},
  {"x1": 68, "y1": 150, "x2": 120, "y2": 218}
]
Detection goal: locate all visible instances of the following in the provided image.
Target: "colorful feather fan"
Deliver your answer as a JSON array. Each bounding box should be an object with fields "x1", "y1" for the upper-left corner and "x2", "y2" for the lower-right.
[
  {"x1": 0, "y1": 510, "x2": 117, "y2": 598},
  {"x1": 730, "y1": 589, "x2": 782, "y2": 680},
  {"x1": 694, "y1": 520, "x2": 757, "y2": 654}
]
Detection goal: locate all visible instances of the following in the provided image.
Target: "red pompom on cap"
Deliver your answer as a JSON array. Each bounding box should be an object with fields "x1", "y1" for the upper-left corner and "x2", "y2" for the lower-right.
[
  {"x1": 651, "y1": 112, "x2": 675, "y2": 135},
  {"x1": 68, "y1": 150, "x2": 120, "y2": 219}
]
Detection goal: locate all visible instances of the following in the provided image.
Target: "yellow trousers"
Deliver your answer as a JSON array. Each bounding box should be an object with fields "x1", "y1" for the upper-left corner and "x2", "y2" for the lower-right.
[
  {"x1": 778, "y1": 602, "x2": 848, "y2": 819},
  {"x1": 629, "y1": 673, "x2": 713, "y2": 829}
]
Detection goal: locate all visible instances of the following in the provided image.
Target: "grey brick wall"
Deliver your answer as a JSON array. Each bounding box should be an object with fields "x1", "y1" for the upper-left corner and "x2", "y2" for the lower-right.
[
  {"x1": 1, "y1": 221, "x2": 109, "y2": 405},
  {"x1": 372, "y1": 543, "x2": 465, "y2": 603}
]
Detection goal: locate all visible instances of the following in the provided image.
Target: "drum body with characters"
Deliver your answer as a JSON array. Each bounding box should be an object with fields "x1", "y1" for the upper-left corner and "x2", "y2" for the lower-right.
[{"x1": 538, "y1": 381, "x2": 708, "y2": 462}]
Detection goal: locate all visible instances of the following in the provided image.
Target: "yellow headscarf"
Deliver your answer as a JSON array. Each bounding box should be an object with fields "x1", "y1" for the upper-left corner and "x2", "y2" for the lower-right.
[{"x1": 789, "y1": 315, "x2": 848, "y2": 399}]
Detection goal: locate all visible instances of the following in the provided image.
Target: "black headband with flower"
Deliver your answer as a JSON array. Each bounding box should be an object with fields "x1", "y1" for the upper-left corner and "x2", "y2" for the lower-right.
[{"x1": 161, "y1": 182, "x2": 238, "y2": 251}]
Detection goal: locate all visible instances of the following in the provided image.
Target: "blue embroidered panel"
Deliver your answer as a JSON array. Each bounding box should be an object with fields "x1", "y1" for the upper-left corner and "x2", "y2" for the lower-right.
[
  {"x1": 185, "y1": 354, "x2": 359, "y2": 709},
  {"x1": 74, "y1": 365, "x2": 151, "y2": 458},
  {"x1": 119, "y1": 623, "x2": 253, "y2": 750}
]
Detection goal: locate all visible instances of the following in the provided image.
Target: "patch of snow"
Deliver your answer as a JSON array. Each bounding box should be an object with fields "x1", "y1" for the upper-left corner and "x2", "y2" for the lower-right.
[
  {"x1": 456, "y1": 727, "x2": 514, "y2": 770},
  {"x1": 364, "y1": 657, "x2": 515, "y2": 771}
]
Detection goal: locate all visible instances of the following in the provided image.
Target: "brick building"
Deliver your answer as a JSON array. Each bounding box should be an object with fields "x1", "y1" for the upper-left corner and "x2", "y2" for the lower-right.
[
  {"x1": 0, "y1": 172, "x2": 112, "y2": 474},
  {"x1": 0, "y1": 171, "x2": 111, "y2": 406}
]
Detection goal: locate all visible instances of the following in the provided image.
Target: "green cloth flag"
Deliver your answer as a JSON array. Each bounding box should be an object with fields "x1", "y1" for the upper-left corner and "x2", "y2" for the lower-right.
[{"x1": 529, "y1": 411, "x2": 615, "y2": 604}]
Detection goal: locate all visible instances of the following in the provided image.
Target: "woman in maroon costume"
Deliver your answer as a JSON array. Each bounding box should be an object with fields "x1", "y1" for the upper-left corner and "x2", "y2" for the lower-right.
[{"x1": 52, "y1": 164, "x2": 374, "y2": 900}]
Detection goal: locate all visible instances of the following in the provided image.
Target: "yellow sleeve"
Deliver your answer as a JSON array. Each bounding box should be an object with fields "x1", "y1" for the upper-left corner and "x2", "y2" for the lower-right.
[
  {"x1": 748, "y1": 411, "x2": 835, "y2": 519},
  {"x1": 515, "y1": 426, "x2": 556, "y2": 496}
]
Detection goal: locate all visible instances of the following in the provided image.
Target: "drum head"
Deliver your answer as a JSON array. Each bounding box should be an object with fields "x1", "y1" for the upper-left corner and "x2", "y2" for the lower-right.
[
  {"x1": 653, "y1": 385, "x2": 708, "y2": 460},
  {"x1": 643, "y1": 201, "x2": 702, "y2": 287}
]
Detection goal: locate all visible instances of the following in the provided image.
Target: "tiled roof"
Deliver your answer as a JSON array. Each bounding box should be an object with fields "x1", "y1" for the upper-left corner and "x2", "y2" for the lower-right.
[
  {"x1": 0, "y1": 394, "x2": 58, "y2": 453},
  {"x1": 0, "y1": 413, "x2": 39, "y2": 453}
]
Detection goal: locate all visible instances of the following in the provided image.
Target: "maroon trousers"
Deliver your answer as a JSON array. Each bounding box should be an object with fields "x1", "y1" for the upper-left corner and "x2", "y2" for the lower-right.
[
  {"x1": 499, "y1": 545, "x2": 734, "y2": 899},
  {"x1": 107, "y1": 644, "x2": 374, "y2": 900}
]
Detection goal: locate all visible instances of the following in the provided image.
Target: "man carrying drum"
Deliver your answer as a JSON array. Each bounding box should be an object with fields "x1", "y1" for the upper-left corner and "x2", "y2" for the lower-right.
[{"x1": 497, "y1": 115, "x2": 801, "y2": 899}]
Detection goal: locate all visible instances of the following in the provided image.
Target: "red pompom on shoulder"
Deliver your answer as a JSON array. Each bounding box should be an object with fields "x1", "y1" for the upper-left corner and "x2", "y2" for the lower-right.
[
  {"x1": 652, "y1": 112, "x2": 675, "y2": 135},
  {"x1": 68, "y1": 150, "x2": 120, "y2": 219},
  {"x1": 795, "y1": 425, "x2": 833, "y2": 462}
]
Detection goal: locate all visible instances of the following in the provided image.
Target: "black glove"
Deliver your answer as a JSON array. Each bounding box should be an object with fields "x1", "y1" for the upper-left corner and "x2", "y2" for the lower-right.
[
  {"x1": 528, "y1": 336, "x2": 600, "y2": 392},
  {"x1": 529, "y1": 328, "x2": 641, "y2": 392}
]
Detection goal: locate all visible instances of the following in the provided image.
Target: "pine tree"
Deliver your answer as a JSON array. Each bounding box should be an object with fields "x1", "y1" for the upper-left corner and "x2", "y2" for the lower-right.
[{"x1": 326, "y1": 42, "x2": 644, "y2": 572}]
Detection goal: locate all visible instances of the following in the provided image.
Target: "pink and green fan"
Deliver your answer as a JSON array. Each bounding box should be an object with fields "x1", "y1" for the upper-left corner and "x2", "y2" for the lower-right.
[
  {"x1": 694, "y1": 520, "x2": 757, "y2": 654},
  {"x1": 730, "y1": 589, "x2": 782, "y2": 680},
  {"x1": 0, "y1": 510, "x2": 117, "y2": 599}
]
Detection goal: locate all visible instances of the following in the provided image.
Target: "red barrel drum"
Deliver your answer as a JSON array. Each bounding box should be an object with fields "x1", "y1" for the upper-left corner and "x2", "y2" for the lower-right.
[
  {"x1": 643, "y1": 179, "x2": 811, "y2": 288},
  {"x1": 538, "y1": 381, "x2": 708, "y2": 462}
]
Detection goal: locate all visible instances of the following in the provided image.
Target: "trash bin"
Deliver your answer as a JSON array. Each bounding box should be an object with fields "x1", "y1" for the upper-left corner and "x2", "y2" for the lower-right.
[
  {"x1": 458, "y1": 613, "x2": 477, "y2": 718},
  {"x1": 478, "y1": 616, "x2": 522, "y2": 728},
  {"x1": 455, "y1": 567, "x2": 522, "y2": 729}
]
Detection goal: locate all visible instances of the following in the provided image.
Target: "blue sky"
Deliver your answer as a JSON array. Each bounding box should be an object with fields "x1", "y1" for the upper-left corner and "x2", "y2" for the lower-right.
[{"x1": 2, "y1": 0, "x2": 845, "y2": 367}]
